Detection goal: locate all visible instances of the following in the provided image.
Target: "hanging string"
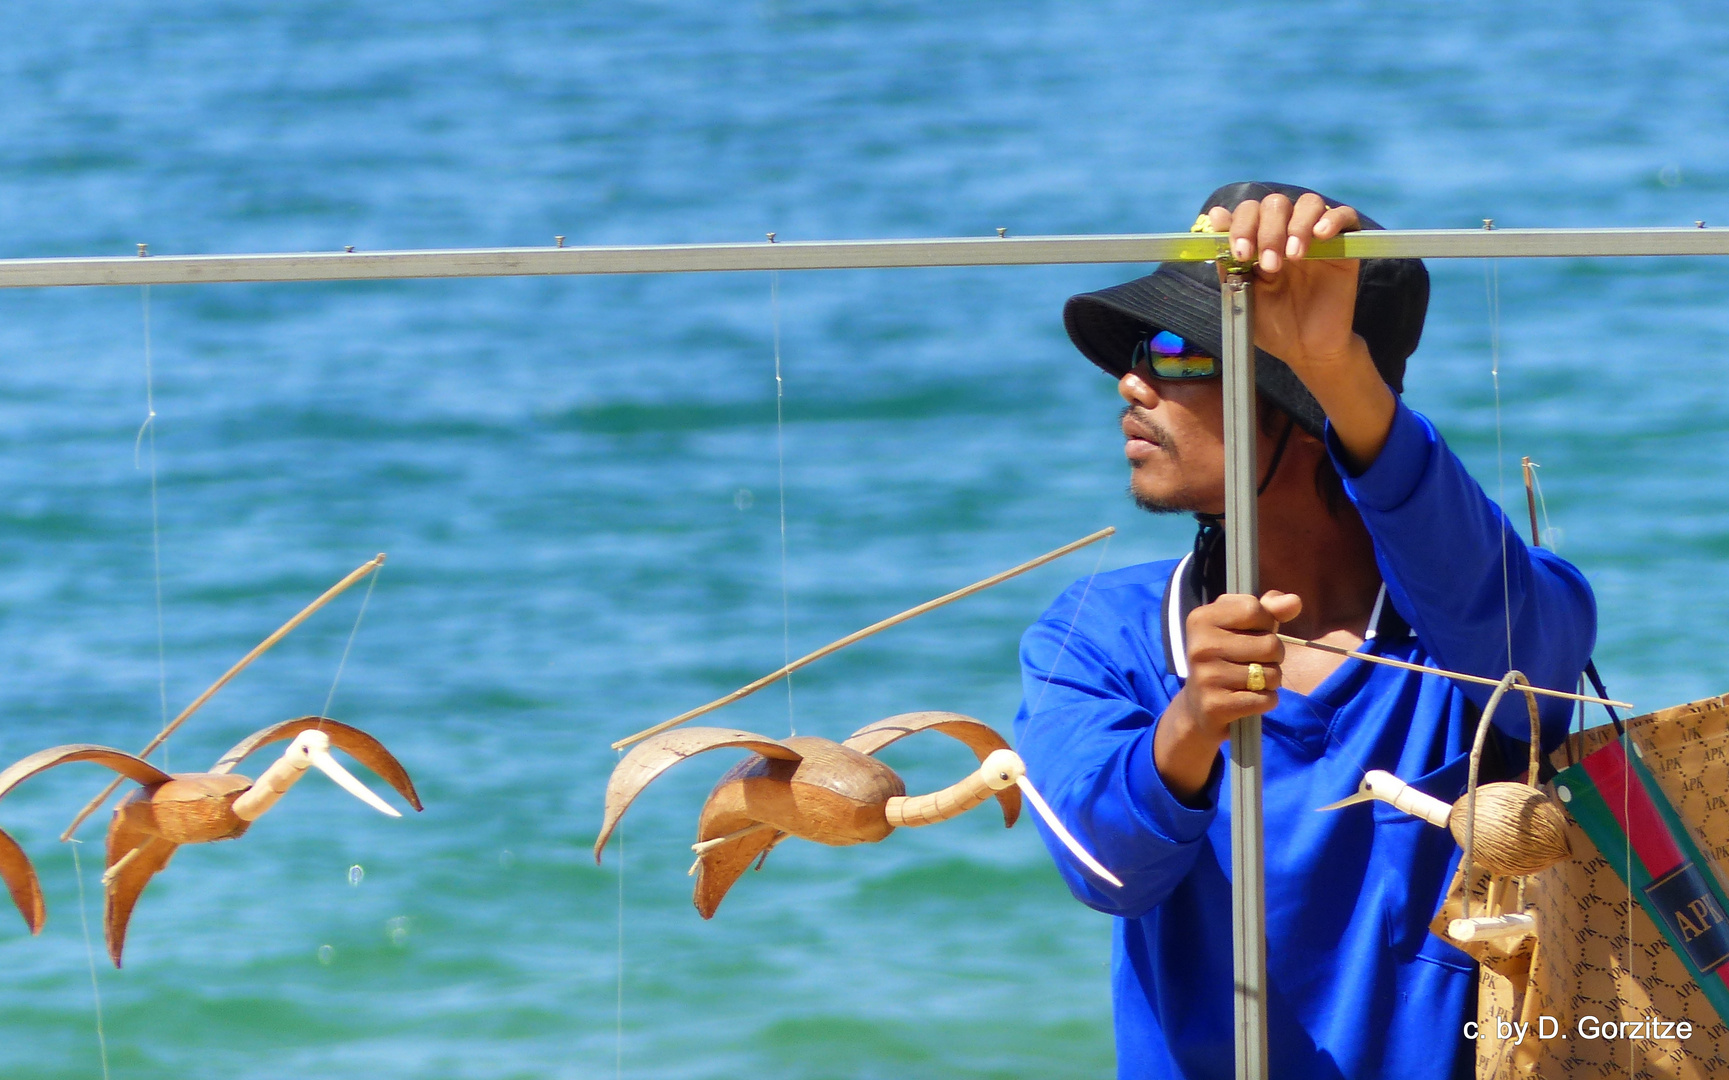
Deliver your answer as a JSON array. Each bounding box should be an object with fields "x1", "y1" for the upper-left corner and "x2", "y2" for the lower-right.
[
  {"x1": 1307, "y1": 677, "x2": 1399, "y2": 786},
  {"x1": 1623, "y1": 736, "x2": 1634, "y2": 1078},
  {"x1": 1521, "y1": 419, "x2": 1638, "y2": 1060},
  {"x1": 1204, "y1": 260, "x2": 1541, "y2": 782},
  {"x1": 1016, "y1": 530, "x2": 1377, "y2": 792},
  {"x1": 613, "y1": 529, "x2": 1114, "y2": 748},
  {"x1": 1285, "y1": 256, "x2": 1615, "y2": 797},
  {"x1": 1476, "y1": 263, "x2": 1634, "y2": 1075},
  {"x1": 318, "y1": 564, "x2": 382, "y2": 727},
  {"x1": 1486, "y1": 260, "x2": 1515, "y2": 676},
  {"x1": 1527, "y1": 462, "x2": 1556, "y2": 551},
  {"x1": 771, "y1": 270, "x2": 795, "y2": 737},
  {"x1": 60, "y1": 555, "x2": 386, "y2": 841},
  {"x1": 69, "y1": 840, "x2": 112, "y2": 1080},
  {"x1": 134, "y1": 285, "x2": 170, "y2": 770},
  {"x1": 614, "y1": 757, "x2": 625, "y2": 1080},
  {"x1": 1022, "y1": 533, "x2": 1113, "y2": 725}
]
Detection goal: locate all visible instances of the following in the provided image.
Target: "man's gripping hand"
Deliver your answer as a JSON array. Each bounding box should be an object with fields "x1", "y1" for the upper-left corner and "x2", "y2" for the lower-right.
[{"x1": 1154, "y1": 590, "x2": 1302, "y2": 805}]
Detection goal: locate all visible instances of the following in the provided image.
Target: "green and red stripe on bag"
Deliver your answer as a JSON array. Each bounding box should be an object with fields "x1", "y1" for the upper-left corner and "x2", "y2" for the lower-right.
[{"x1": 1553, "y1": 736, "x2": 1729, "y2": 1025}]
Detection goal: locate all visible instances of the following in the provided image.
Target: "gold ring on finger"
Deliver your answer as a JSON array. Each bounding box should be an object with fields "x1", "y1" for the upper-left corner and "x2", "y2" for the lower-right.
[{"x1": 1246, "y1": 662, "x2": 1267, "y2": 692}]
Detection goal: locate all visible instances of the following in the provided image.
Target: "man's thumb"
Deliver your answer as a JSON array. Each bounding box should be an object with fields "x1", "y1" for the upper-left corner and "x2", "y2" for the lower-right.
[{"x1": 1259, "y1": 590, "x2": 1304, "y2": 624}]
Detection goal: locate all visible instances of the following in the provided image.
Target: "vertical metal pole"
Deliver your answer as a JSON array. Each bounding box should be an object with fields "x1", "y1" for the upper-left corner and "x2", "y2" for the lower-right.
[{"x1": 1221, "y1": 265, "x2": 1270, "y2": 1080}]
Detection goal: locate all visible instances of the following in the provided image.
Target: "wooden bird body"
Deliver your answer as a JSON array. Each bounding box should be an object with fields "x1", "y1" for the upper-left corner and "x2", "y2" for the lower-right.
[
  {"x1": 113, "y1": 773, "x2": 254, "y2": 845},
  {"x1": 701, "y1": 736, "x2": 907, "y2": 848},
  {"x1": 0, "y1": 716, "x2": 420, "y2": 965},
  {"x1": 1320, "y1": 769, "x2": 1570, "y2": 877},
  {"x1": 597, "y1": 711, "x2": 1118, "y2": 918},
  {"x1": 1443, "y1": 782, "x2": 1570, "y2": 877}
]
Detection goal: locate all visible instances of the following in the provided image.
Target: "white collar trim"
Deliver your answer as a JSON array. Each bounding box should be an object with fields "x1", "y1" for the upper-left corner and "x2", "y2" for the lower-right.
[
  {"x1": 1167, "y1": 553, "x2": 1194, "y2": 679},
  {"x1": 1363, "y1": 583, "x2": 1387, "y2": 643}
]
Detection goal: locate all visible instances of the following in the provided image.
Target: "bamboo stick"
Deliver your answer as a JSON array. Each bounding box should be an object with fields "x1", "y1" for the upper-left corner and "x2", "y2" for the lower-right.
[
  {"x1": 1275, "y1": 633, "x2": 1631, "y2": 709},
  {"x1": 690, "y1": 822, "x2": 774, "y2": 858},
  {"x1": 611, "y1": 528, "x2": 1115, "y2": 750},
  {"x1": 60, "y1": 554, "x2": 387, "y2": 840}
]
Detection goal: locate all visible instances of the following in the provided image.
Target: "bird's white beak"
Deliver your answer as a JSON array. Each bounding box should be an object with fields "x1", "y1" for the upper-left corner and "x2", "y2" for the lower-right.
[
  {"x1": 296, "y1": 730, "x2": 402, "y2": 818},
  {"x1": 1315, "y1": 777, "x2": 1379, "y2": 813},
  {"x1": 1013, "y1": 768, "x2": 1123, "y2": 889},
  {"x1": 1315, "y1": 769, "x2": 1451, "y2": 830}
]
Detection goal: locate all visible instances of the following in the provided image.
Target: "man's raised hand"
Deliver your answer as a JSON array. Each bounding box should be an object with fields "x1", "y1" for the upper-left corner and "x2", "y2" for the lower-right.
[
  {"x1": 1206, "y1": 193, "x2": 1396, "y2": 471},
  {"x1": 1207, "y1": 193, "x2": 1363, "y2": 373}
]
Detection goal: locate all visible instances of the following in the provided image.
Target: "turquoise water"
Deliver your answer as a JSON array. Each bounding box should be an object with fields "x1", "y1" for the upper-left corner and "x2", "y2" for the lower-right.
[{"x1": 3, "y1": 3, "x2": 1729, "y2": 1077}]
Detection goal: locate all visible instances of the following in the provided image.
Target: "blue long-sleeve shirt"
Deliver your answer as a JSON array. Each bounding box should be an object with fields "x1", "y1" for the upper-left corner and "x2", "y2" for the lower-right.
[{"x1": 1014, "y1": 401, "x2": 1596, "y2": 1080}]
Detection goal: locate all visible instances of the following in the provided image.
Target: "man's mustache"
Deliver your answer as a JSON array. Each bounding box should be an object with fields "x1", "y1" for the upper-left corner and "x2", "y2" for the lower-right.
[{"x1": 1120, "y1": 405, "x2": 1175, "y2": 454}]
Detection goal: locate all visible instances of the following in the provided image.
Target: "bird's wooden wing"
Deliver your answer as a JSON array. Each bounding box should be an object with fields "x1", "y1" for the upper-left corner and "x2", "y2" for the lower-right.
[
  {"x1": 0, "y1": 828, "x2": 44, "y2": 935},
  {"x1": 693, "y1": 829, "x2": 786, "y2": 919},
  {"x1": 0, "y1": 745, "x2": 168, "y2": 938},
  {"x1": 103, "y1": 813, "x2": 178, "y2": 968},
  {"x1": 209, "y1": 717, "x2": 422, "y2": 811},
  {"x1": 690, "y1": 759, "x2": 787, "y2": 919},
  {"x1": 594, "y1": 728, "x2": 800, "y2": 862},
  {"x1": 0, "y1": 745, "x2": 171, "y2": 803},
  {"x1": 844, "y1": 711, "x2": 1021, "y2": 827}
]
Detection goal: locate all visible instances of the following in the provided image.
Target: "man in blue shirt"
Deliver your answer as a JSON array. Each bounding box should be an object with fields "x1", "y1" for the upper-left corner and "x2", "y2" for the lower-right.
[{"x1": 1014, "y1": 182, "x2": 1595, "y2": 1079}]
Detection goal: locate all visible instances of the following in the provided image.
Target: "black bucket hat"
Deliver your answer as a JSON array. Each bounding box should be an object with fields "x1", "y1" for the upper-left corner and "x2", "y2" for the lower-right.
[{"x1": 1062, "y1": 181, "x2": 1430, "y2": 437}]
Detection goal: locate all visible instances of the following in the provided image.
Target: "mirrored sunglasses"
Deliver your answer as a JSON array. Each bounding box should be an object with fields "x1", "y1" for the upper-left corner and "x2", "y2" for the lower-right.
[{"x1": 1131, "y1": 330, "x2": 1218, "y2": 379}]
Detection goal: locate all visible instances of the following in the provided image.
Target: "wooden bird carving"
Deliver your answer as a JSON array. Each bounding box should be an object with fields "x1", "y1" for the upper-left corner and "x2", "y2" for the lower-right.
[
  {"x1": 0, "y1": 716, "x2": 421, "y2": 965},
  {"x1": 1318, "y1": 769, "x2": 1570, "y2": 877},
  {"x1": 595, "y1": 710, "x2": 1118, "y2": 917}
]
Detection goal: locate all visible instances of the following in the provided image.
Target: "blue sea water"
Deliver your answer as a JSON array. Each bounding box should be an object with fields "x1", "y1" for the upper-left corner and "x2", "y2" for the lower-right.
[{"x1": 2, "y1": 3, "x2": 1729, "y2": 1077}]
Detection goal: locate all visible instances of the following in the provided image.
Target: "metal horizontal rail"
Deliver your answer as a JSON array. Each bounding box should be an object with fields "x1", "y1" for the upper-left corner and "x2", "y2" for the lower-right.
[{"x1": 2, "y1": 227, "x2": 1728, "y2": 289}]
